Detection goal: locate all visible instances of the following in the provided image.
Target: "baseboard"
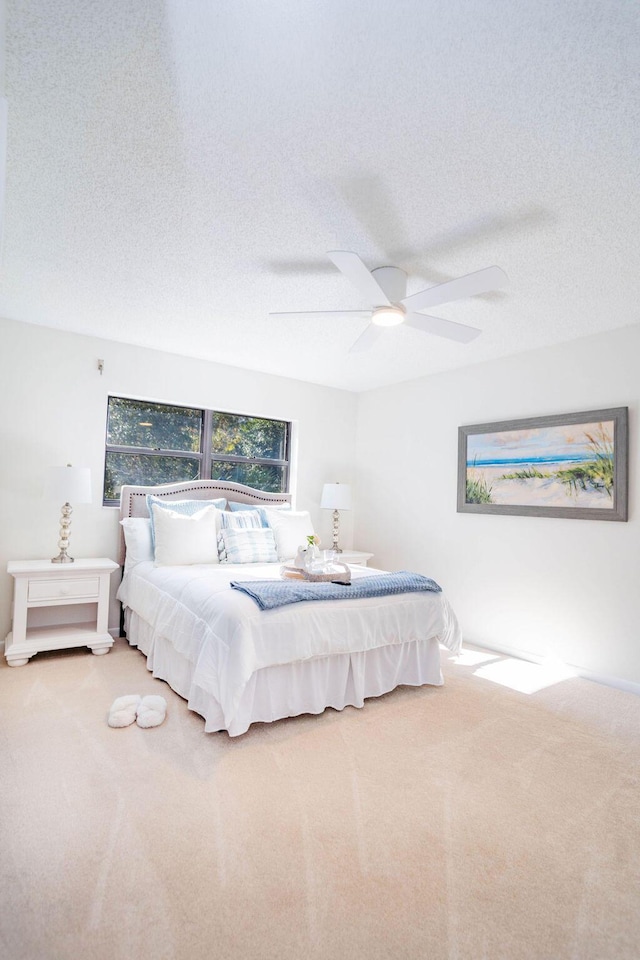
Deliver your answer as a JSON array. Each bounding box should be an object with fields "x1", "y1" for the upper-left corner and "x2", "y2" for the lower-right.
[{"x1": 465, "y1": 638, "x2": 640, "y2": 698}]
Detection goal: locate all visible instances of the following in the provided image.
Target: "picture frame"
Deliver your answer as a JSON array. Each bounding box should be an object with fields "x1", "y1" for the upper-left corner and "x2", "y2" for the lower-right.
[{"x1": 457, "y1": 406, "x2": 628, "y2": 521}]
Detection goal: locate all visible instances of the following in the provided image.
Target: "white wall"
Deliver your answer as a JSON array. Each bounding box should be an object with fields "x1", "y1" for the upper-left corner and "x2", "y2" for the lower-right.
[
  {"x1": 0, "y1": 317, "x2": 357, "y2": 637},
  {"x1": 4, "y1": 315, "x2": 638, "y2": 688},
  {"x1": 355, "y1": 324, "x2": 640, "y2": 688}
]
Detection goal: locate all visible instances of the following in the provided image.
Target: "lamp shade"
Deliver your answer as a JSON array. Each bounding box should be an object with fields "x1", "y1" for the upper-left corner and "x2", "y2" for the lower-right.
[
  {"x1": 320, "y1": 482, "x2": 352, "y2": 511},
  {"x1": 49, "y1": 465, "x2": 92, "y2": 504}
]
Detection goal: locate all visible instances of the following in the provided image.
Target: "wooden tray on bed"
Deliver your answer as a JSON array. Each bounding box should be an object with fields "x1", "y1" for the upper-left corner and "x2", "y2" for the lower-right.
[{"x1": 280, "y1": 562, "x2": 351, "y2": 584}]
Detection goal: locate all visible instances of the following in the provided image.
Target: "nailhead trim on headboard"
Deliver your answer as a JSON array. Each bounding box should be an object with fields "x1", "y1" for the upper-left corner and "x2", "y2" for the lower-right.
[{"x1": 126, "y1": 485, "x2": 288, "y2": 516}]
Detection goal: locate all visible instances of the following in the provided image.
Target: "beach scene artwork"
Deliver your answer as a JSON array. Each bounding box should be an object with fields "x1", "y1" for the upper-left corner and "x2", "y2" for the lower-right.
[{"x1": 465, "y1": 419, "x2": 615, "y2": 509}]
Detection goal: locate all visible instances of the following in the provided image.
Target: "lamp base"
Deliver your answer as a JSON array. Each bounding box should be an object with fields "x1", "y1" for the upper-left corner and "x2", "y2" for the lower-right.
[
  {"x1": 52, "y1": 502, "x2": 75, "y2": 563},
  {"x1": 331, "y1": 509, "x2": 342, "y2": 553}
]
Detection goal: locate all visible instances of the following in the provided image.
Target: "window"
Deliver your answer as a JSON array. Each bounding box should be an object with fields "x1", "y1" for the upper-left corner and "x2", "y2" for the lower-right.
[{"x1": 103, "y1": 396, "x2": 290, "y2": 504}]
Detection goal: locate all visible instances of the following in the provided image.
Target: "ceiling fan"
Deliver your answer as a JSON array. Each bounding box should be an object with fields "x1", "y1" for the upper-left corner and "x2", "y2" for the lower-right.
[{"x1": 269, "y1": 251, "x2": 508, "y2": 353}]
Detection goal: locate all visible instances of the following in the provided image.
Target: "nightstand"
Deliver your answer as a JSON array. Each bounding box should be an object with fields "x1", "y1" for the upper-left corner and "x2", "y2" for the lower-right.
[
  {"x1": 338, "y1": 550, "x2": 374, "y2": 567},
  {"x1": 4, "y1": 558, "x2": 119, "y2": 666}
]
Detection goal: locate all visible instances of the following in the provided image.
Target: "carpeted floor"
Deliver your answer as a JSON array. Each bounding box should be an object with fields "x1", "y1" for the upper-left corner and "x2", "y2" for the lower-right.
[{"x1": 0, "y1": 638, "x2": 638, "y2": 960}]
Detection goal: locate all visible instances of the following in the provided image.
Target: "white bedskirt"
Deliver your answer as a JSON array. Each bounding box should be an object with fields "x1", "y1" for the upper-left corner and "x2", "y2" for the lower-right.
[
  {"x1": 125, "y1": 609, "x2": 445, "y2": 737},
  {"x1": 119, "y1": 560, "x2": 461, "y2": 736}
]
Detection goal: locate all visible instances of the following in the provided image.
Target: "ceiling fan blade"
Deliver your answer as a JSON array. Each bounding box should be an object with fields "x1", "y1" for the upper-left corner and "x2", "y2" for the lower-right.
[
  {"x1": 269, "y1": 310, "x2": 371, "y2": 321},
  {"x1": 327, "y1": 251, "x2": 392, "y2": 307},
  {"x1": 348, "y1": 322, "x2": 385, "y2": 354},
  {"x1": 404, "y1": 312, "x2": 482, "y2": 343},
  {"x1": 401, "y1": 265, "x2": 508, "y2": 313}
]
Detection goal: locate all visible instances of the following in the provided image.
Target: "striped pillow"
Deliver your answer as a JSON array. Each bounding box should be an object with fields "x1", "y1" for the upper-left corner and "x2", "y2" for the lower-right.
[
  {"x1": 221, "y1": 527, "x2": 278, "y2": 564},
  {"x1": 219, "y1": 509, "x2": 262, "y2": 530},
  {"x1": 218, "y1": 509, "x2": 263, "y2": 561},
  {"x1": 228, "y1": 501, "x2": 290, "y2": 527}
]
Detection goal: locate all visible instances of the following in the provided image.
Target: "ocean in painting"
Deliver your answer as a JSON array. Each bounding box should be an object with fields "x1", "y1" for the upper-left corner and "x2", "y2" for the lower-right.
[{"x1": 469, "y1": 454, "x2": 594, "y2": 467}]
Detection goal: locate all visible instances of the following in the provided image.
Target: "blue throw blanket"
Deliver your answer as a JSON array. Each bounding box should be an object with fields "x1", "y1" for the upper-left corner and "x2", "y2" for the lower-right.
[{"x1": 230, "y1": 571, "x2": 442, "y2": 611}]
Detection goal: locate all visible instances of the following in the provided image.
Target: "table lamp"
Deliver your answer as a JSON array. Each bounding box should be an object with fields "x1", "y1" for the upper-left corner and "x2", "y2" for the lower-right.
[
  {"x1": 320, "y1": 482, "x2": 352, "y2": 553},
  {"x1": 49, "y1": 464, "x2": 92, "y2": 563}
]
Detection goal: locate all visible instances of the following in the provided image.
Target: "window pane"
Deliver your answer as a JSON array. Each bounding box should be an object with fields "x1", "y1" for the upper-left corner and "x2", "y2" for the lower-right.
[
  {"x1": 211, "y1": 460, "x2": 286, "y2": 493},
  {"x1": 211, "y1": 413, "x2": 287, "y2": 461},
  {"x1": 107, "y1": 397, "x2": 202, "y2": 453},
  {"x1": 104, "y1": 396, "x2": 290, "y2": 504},
  {"x1": 104, "y1": 453, "x2": 201, "y2": 501}
]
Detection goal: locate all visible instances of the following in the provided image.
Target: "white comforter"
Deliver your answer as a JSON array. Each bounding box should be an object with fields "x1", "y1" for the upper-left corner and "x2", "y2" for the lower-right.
[{"x1": 118, "y1": 561, "x2": 462, "y2": 729}]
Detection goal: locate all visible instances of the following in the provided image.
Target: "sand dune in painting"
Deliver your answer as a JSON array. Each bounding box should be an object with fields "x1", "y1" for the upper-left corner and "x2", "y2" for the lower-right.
[{"x1": 467, "y1": 464, "x2": 613, "y2": 508}]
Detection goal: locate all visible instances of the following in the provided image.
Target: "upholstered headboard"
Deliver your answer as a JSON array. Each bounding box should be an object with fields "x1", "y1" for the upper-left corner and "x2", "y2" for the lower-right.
[{"x1": 118, "y1": 479, "x2": 292, "y2": 565}]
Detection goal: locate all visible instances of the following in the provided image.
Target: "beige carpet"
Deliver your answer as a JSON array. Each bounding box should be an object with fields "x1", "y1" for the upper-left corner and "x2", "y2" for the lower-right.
[{"x1": 0, "y1": 639, "x2": 638, "y2": 960}]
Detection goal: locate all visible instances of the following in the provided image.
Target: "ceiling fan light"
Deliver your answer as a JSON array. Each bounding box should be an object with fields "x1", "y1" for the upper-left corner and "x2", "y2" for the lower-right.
[{"x1": 371, "y1": 306, "x2": 405, "y2": 327}]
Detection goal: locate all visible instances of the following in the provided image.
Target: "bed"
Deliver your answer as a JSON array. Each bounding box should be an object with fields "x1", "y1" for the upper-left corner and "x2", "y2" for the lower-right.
[{"x1": 117, "y1": 479, "x2": 462, "y2": 736}]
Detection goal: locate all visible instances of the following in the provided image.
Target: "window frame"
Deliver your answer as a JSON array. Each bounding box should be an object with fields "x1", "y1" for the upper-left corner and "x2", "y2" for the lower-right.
[{"x1": 103, "y1": 397, "x2": 291, "y2": 505}]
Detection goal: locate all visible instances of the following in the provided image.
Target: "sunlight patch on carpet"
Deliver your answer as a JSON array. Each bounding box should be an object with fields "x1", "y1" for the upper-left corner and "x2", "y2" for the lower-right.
[{"x1": 473, "y1": 656, "x2": 576, "y2": 694}]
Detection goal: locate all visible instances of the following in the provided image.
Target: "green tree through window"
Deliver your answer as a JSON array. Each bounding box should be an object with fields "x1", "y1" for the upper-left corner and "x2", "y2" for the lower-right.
[{"x1": 104, "y1": 397, "x2": 290, "y2": 503}]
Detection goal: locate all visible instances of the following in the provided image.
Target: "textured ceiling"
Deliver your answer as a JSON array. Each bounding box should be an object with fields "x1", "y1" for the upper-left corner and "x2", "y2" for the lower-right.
[{"x1": 1, "y1": 0, "x2": 639, "y2": 392}]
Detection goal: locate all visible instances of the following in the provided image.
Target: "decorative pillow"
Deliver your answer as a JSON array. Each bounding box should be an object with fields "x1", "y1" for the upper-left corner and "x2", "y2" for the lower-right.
[
  {"x1": 218, "y1": 509, "x2": 263, "y2": 560},
  {"x1": 221, "y1": 527, "x2": 278, "y2": 564},
  {"x1": 146, "y1": 495, "x2": 226, "y2": 545},
  {"x1": 265, "y1": 510, "x2": 315, "y2": 561},
  {"x1": 220, "y1": 509, "x2": 262, "y2": 529},
  {"x1": 152, "y1": 503, "x2": 220, "y2": 566},
  {"x1": 228, "y1": 500, "x2": 291, "y2": 527},
  {"x1": 120, "y1": 518, "x2": 154, "y2": 572}
]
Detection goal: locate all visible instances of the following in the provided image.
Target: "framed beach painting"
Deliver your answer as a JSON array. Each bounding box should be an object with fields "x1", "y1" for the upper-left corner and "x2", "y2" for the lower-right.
[{"x1": 457, "y1": 407, "x2": 628, "y2": 521}]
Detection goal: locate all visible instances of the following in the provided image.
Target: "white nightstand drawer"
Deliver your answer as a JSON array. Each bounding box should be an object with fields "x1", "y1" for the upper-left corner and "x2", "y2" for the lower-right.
[{"x1": 27, "y1": 577, "x2": 100, "y2": 602}]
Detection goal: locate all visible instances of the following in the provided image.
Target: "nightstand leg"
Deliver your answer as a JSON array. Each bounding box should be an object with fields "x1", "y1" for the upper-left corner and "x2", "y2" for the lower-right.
[
  {"x1": 88, "y1": 642, "x2": 112, "y2": 656},
  {"x1": 11, "y1": 580, "x2": 28, "y2": 646},
  {"x1": 4, "y1": 634, "x2": 33, "y2": 666}
]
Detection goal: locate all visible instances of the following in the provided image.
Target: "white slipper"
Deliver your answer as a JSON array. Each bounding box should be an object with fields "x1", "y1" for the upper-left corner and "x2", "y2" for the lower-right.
[
  {"x1": 108, "y1": 694, "x2": 142, "y2": 728},
  {"x1": 136, "y1": 695, "x2": 167, "y2": 728}
]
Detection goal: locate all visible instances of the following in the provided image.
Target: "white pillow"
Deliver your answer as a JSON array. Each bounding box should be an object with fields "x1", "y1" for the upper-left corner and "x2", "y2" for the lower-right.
[
  {"x1": 221, "y1": 527, "x2": 278, "y2": 564},
  {"x1": 146, "y1": 495, "x2": 227, "y2": 545},
  {"x1": 152, "y1": 504, "x2": 221, "y2": 566},
  {"x1": 265, "y1": 509, "x2": 315, "y2": 560},
  {"x1": 120, "y1": 518, "x2": 154, "y2": 572}
]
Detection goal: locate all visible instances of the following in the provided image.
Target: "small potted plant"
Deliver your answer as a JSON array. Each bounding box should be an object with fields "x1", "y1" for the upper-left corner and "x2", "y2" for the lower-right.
[
  {"x1": 304, "y1": 534, "x2": 321, "y2": 571},
  {"x1": 294, "y1": 534, "x2": 320, "y2": 570}
]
